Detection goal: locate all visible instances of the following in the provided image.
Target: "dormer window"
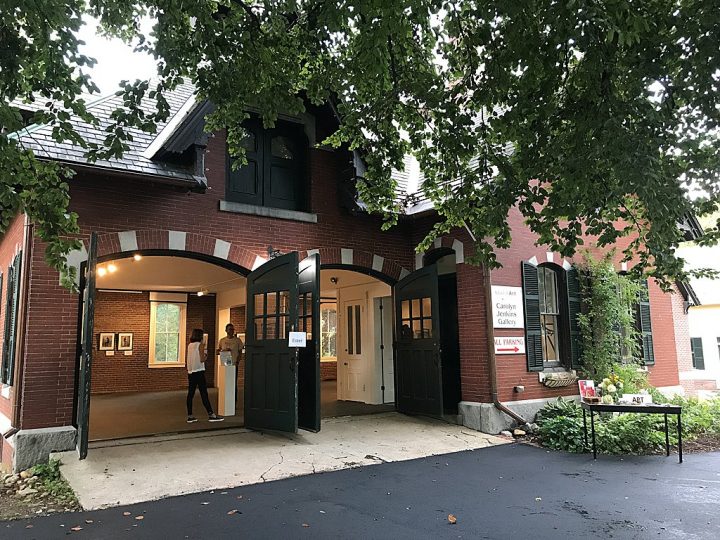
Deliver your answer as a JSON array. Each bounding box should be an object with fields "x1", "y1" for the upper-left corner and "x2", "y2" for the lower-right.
[{"x1": 226, "y1": 118, "x2": 308, "y2": 212}]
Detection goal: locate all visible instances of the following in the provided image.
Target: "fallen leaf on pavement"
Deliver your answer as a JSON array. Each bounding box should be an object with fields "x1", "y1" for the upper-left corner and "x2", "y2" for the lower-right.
[
  {"x1": 70, "y1": 526, "x2": 83, "y2": 531},
  {"x1": 302, "y1": 523, "x2": 310, "y2": 528},
  {"x1": 25, "y1": 525, "x2": 33, "y2": 529},
  {"x1": 535, "y1": 497, "x2": 542, "y2": 502},
  {"x1": 123, "y1": 512, "x2": 131, "y2": 516},
  {"x1": 85, "y1": 520, "x2": 94, "y2": 524},
  {"x1": 227, "y1": 510, "x2": 239, "y2": 515},
  {"x1": 135, "y1": 516, "x2": 144, "y2": 520},
  {"x1": 448, "y1": 514, "x2": 457, "y2": 525},
  {"x1": 201, "y1": 502, "x2": 210, "y2": 505},
  {"x1": 236, "y1": 495, "x2": 243, "y2": 500}
]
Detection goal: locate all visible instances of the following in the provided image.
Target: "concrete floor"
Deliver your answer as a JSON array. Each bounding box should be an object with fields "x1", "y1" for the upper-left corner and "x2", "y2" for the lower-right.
[
  {"x1": 89, "y1": 380, "x2": 394, "y2": 440},
  {"x1": 55, "y1": 412, "x2": 507, "y2": 510}
]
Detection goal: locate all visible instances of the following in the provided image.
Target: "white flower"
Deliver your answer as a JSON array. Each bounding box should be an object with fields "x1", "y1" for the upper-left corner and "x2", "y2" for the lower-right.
[
  {"x1": 602, "y1": 395, "x2": 614, "y2": 404},
  {"x1": 607, "y1": 384, "x2": 617, "y2": 393},
  {"x1": 602, "y1": 378, "x2": 611, "y2": 386}
]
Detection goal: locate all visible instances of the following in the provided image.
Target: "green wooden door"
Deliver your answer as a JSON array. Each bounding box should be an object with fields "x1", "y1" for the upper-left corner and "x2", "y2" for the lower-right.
[
  {"x1": 394, "y1": 265, "x2": 443, "y2": 417},
  {"x1": 244, "y1": 252, "x2": 299, "y2": 433},
  {"x1": 76, "y1": 232, "x2": 98, "y2": 459},
  {"x1": 297, "y1": 254, "x2": 320, "y2": 432}
]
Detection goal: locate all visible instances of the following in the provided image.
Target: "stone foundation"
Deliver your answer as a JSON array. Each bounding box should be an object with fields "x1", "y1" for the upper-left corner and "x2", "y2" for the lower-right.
[
  {"x1": 460, "y1": 397, "x2": 580, "y2": 434},
  {"x1": 11, "y1": 426, "x2": 76, "y2": 472}
]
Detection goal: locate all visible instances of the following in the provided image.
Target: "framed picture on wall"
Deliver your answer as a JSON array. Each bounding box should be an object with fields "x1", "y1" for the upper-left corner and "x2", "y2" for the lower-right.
[
  {"x1": 99, "y1": 332, "x2": 115, "y2": 351},
  {"x1": 117, "y1": 332, "x2": 133, "y2": 351}
]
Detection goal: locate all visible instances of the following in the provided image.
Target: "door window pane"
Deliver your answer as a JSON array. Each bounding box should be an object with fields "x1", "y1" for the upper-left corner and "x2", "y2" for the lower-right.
[
  {"x1": 355, "y1": 305, "x2": 361, "y2": 355},
  {"x1": 411, "y1": 299, "x2": 420, "y2": 319},
  {"x1": 347, "y1": 305, "x2": 354, "y2": 354},
  {"x1": 421, "y1": 297, "x2": 432, "y2": 318},
  {"x1": 271, "y1": 136, "x2": 295, "y2": 159},
  {"x1": 254, "y1": 293, "x2": 265, "y2": 316},
  {"x1": 402, "y1": 300, "x2": 410, "y2": 320}
]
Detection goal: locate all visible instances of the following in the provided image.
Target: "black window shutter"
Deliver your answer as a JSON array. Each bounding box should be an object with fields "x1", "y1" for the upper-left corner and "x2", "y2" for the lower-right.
[
  {"x1": 1, "y1": 254, "x2": 21, "y2": 385},
  {"x1": 690, "y1": 337, "x2": 705, "y2": 370},
  {"x1": 565, "y1": 267, "x2": 583, "y2": 369},
  {"x1": 637, "y1": 280, "x2": 655, "y2": 365},
  {"x1": 522, "y1": 262, "x2": 543, "y2": 372}
]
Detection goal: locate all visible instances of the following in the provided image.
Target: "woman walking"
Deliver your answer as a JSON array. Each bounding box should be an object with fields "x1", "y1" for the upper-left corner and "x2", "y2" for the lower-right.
[{"x1": 186, "y1": 328, "x2": 224, "y2": 423}]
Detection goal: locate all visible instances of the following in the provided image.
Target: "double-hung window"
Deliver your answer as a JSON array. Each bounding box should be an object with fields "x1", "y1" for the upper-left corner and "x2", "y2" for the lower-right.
[
  {"x1": 149, "y1": 293, "x2": 187, "y2": 367},
  {"x1": 320, "y1": 302, "x2": 337, "y2": 361},
  {"x1": 538, "y1": 266, "x2": 561, "y2": 365}
]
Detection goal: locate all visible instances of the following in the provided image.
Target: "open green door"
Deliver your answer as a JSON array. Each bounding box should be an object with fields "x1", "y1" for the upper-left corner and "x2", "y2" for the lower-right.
[
  {"x1": 394, "y1": 264, "x2": 443, "y2": 417},
  {"x1": 76, "y1": 232, "x2": 98, "y2": 459},
  {"x1": 244, "y1": 252, "x2": 300, "y2": 433},
  {"x1": 297, "y1": 254, "x2": 320, "y2": 432}
]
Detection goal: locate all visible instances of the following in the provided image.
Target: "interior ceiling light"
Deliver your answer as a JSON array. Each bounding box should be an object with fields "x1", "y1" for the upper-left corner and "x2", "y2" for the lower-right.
[
  {"x1": 97, "y1": 267, "x2": 107, "y2": 277},
  {"x1": 197, "y1": 290, "x2": 206, "y2": 297},
  {"x1": 107, "y1": 263, "x2": 118, "y2": 273},
  {"x1": 133, "y1": 254, "x2": 142, "y2": 261}
]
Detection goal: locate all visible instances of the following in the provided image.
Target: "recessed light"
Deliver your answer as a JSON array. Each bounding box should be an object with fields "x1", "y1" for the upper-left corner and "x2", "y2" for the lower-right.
[
  {"x1": 107, "y1": 263, "x2": 117, "y2": 273},
  {"x1": 197, "y1": 290, "x2": 204, "y2": 296},
  {"x1": 97, "y1": 267, "x2": 107, "y2": 277},
  {"x1": 133, "y1": 254, "x2": 142, "y2": 261}
]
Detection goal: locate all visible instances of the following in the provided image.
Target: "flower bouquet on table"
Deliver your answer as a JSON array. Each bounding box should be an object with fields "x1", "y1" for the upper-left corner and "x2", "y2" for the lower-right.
[{"x1": 597, "y1": 374, "x2": 624, "y2": 403}]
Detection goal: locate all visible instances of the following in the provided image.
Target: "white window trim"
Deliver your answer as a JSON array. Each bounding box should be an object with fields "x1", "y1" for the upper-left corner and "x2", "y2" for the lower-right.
[{"x1": 149, "y1": 294, "x2": 188, "y2": 368}]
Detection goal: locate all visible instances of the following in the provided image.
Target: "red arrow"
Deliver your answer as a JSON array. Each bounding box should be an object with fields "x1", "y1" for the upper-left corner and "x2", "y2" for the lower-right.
[{"x1": 497, "y1": 347, "x2": 520, "y2": 352}]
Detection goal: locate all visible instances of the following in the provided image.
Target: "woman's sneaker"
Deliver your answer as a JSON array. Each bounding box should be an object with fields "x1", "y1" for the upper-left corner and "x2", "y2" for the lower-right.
[
  {"x1": 187, "y1": 416, "x2": 198, "y2": 423},
  {"x1": 208, "y1": 413, "x2": 224, "y2": 422}
]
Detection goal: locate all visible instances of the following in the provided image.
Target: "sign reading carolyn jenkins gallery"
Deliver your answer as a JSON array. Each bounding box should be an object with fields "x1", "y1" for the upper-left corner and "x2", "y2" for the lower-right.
[{"x1": 491, "y1": 285, "x2": 524, "y2": 329}]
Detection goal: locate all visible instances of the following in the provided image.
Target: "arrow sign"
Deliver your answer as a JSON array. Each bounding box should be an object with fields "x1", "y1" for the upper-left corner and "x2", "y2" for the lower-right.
[{"x1": 494, "y1": 337, "x2": 526, "y2": 355}]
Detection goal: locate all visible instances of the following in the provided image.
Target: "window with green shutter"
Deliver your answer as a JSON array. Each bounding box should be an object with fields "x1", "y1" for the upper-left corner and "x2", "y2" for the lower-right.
[
  {"x1": 522, "y1": 261, "x2": 582, "y2": 371},
  {"x1": 690, "y1": 337, "x2": 705, "y2": 370},
  {"x1": 1, "y1": 252, "x2": 22, "y2": 385},
  {"x1": 636, "y1": 280, "x2": 655, "y2": 366}
]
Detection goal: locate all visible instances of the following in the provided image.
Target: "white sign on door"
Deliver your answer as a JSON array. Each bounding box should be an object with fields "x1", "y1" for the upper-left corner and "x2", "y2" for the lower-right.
[
  {"x1": 491, "y1": 285, "x2": 524, "y2": 329},
  {"x1": 288, "y1": 331, "x2": 307, "y2": 348},
  {"x1": 494, "y1": 336, "x2": 526, "y2": 355}
]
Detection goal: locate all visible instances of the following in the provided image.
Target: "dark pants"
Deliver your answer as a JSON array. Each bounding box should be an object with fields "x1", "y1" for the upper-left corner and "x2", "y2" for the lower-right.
[{"x1": 187, "y1": 371, "x2": 213, "y2": 416}]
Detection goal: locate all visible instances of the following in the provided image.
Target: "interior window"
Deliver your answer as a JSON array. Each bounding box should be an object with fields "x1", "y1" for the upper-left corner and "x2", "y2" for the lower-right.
[
  {"x1": 538, "y1": 267, "x2": 560, "y2": 364},
  {"x1": 320, "y1": 303, "x2": 337, "y2": 359},
  {"x1": 149, "y1": 301, "x2": 187, "y2": 366}
]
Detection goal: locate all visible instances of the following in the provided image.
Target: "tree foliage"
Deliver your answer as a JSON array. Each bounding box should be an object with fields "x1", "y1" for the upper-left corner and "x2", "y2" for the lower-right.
[{"x1": 2, "y1": 1, "x2": 720, "y2": 285}]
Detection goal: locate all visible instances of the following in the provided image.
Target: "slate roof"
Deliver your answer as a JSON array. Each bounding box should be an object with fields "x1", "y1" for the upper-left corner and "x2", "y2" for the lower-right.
[{"x1": 11, "y1": 81, "x2": 203, "y2": 186}]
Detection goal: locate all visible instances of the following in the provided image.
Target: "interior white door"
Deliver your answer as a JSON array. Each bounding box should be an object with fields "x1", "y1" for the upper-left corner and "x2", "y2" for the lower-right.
[{"x1": 340, "y1": 300, "x2": 365, "y2": 402}]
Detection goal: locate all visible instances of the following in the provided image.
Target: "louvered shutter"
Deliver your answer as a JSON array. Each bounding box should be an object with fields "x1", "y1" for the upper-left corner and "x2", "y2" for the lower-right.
[
  {"x1": 1, "y1": 253, "x2": 21, "y2": 385},
  {"x1": 522, "y1": 262, "x2": 543, "y2": 371},
  {"x1": 566, "y1": 267, "x2": 582, "y2": 368},
  {"x1": 637, "y1": 280, "x2": 655, "y2": 365},
  {"x1": 690, "y1": 338, "x2": 705, "y2": 370}
]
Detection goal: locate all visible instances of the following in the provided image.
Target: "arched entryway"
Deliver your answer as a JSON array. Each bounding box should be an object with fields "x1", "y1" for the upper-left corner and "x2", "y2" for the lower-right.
[{"x1": 80, "y1": 248, "x2": 250, "y2": 441}]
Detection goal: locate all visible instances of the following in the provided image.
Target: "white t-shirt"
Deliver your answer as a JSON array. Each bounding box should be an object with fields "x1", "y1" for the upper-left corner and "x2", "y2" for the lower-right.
[{"x1": 186, "y1": 342, "x2": 205, "y2": 374}]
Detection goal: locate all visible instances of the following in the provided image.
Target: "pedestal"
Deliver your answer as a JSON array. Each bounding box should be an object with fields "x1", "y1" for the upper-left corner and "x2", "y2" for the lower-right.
[{"x1": 217, "y1": 363, "x2": 237, "y2": 416}]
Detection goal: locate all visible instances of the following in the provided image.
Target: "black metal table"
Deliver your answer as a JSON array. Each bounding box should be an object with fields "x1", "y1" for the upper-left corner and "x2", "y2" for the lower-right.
[{"x1": 581, "y1": 401, "x2": 683, "y2": 463}]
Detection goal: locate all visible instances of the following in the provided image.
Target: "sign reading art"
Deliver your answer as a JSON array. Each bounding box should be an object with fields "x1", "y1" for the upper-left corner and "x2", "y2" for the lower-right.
[
  {"x1": 494, "y1": 336, "x2": 526, "y2": 355},
  {"x1": 491, "y1": 286, "x2": 524, "y2": 329}
]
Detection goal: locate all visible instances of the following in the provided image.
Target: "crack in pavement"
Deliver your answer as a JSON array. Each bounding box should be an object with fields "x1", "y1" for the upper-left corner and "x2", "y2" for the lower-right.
[{"x1": 260, "y1": 450, "x2": 285, "y2": 483}]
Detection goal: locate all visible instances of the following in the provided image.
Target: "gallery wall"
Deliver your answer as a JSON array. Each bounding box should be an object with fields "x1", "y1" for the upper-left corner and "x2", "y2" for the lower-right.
[{"x1": 91, "y1": 291, "x2": 217, "y2": 394}]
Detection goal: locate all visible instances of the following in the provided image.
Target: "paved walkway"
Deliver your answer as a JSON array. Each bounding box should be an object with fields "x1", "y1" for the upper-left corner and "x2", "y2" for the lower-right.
[
  {"x1": 10, "y1": 444, "x2": 720, "y2": 539},
  {"x1": 54, "y1": 412, "x2": 506, "y2": 509}
]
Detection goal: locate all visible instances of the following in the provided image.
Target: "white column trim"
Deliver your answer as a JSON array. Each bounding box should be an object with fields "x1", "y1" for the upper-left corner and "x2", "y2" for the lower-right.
[
  {"x1": 415, "y1": 253, "x2": 424, "y2": 270},
  {"x1": 341, "y1": 248, "x2": 353, "y2": 265},
  {"x1": 399, "y1": 268, "x2": 410, "y2": 279},
  {"x1": 452, "y1": 239, "x2": 465, "y2": 264},
  {"x1": 252, "y1": 255, "x2": 267, "y2": 270}
]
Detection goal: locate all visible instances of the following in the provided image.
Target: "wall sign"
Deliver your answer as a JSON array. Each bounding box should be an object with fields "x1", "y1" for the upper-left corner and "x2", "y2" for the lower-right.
[
  {"x1": 289, "y1": 331, "x2": 307, "y2": 348},
  {"x1": 494, "y1": 336, "x2": 526, "y2": 355},
  {"x1": 491, "y1": 286, "x2": 524, "y2": 328}
]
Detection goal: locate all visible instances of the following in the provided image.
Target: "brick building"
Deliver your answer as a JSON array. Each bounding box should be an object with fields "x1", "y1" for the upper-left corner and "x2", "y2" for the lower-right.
[{"x1": 0, "y1": 84, "x2": 699, "y2": 471}]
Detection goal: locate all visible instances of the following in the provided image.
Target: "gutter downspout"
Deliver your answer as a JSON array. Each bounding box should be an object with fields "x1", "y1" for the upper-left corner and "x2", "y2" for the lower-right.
[
  {"x1": 11, "y1": 217, "x2": 33, "y2": 429},
  {"x1": 483, "y1": 265, "x2": 527, "y2": 426}
]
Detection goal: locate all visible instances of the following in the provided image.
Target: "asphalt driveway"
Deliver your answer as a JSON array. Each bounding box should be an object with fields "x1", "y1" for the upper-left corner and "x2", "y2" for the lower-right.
[{"x1": 5, "y1": 443, "x2": 719, "y2": 539}]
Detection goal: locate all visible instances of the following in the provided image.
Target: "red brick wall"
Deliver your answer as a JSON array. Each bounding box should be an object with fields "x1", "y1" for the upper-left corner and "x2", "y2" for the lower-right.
[
  {"x1": 0, "y1": 214, "x2": 26, "y2": 465},
  {"x1": 19, "y1": 138, "x2": 416, "y2": 429},
  {"x1": 91, "y1": 292, "x2": 216, "y2": 394},
  {"x1": 489, "y1": 207, "x2": 682, "y2": 400},
  {"x1": 229, "y1": 306, "x2": 246, "y2": 386},
  {"x1": 321, "y1": 361, "x2": 337, "y2": 381}
]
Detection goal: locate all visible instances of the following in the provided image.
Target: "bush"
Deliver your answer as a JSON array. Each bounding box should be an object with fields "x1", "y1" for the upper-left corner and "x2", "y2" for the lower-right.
[{"x1": 536, "y1": 396, "x2": 720, "y2": 456}]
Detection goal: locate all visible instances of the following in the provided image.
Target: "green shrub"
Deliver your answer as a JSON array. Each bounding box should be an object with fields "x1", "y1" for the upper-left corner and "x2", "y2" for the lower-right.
[
  {"x1": 31, "y1": 459, "x2": 78, "y2": 505},
  {"x1": 535, "y1": 396, "x2": 720, "y2": 456}
]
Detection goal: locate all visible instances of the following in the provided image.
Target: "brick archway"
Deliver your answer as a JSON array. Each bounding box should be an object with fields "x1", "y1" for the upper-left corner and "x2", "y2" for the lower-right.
[
  {"x1": 304, "y1": 247, "x2": 409, "y2": 284},
  {"x1": 414, "y1": 236, "x2": 466, "y2": 270}
]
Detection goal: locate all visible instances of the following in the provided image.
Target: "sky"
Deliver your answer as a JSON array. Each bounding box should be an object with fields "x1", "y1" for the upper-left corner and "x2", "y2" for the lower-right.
[{"x1": 76, "y1": 16, "x2": 157, "y2": 95}]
